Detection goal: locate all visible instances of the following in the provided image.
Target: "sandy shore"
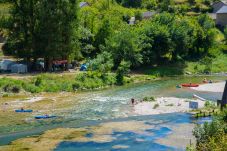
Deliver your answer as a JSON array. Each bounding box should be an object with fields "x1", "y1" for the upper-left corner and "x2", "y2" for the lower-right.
[
  {"x1": 133, "y1": 97, "x2": 205, "y2": 115},
  {"x1": 191, "y1": 81, "x2": 225, "y2": 93}
]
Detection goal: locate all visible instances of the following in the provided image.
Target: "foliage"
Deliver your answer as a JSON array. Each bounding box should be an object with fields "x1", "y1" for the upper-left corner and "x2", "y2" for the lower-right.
[
  {"x1": 204, "y1": 101, "x2": 216, "y2": 108},
  {"x1": 0, "y1": 0, "x2": 225, "y2": 77},
  {"x1": 0, "y1": 73, "x2": 116, "y2": 93},
  {"x1": 193, "y1": 108, "x2": 227, "y2": 150},
  {"x1": 153, "y1": 103, "x2": 159, "y2": 109},
  {"x1": 103, "y1": 27, "x2": 142, "y2": 68},
  {"x1": 143, "y1": 96, "x2": 155, "y2": 102},
  {"x1": 116, "y1": 60, "x2": 131, "y2": 85},
  {"x1": 1, "y1": 0, "x2": 79, "y2": 70},
  {"x1": 89, "y1": 51, "x2": 114, "y2": 73}
]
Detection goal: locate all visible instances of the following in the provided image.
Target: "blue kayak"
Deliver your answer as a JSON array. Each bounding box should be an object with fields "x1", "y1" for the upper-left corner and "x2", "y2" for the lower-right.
[
  {"x1": 15, "y1": 109, "x2": 33, "y2": 113},
  {"x1": 35, "y1": 115, "x2": 57, "y2": 119}
]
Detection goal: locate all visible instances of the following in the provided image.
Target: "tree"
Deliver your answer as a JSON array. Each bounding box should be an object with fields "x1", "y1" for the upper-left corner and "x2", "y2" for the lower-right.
[
  {"x1": 2, "y1": 0, "x2": 79, "y2": 71},
  {"x1": 224, "y1": 26, "x2": 227, "y2": 44},
  {"x1": 117, "y1": 0, "x2": 142, "y2": 8},
  {"x1": 94, "y1": 18, "x2": 113, "y2": 53},
  {"x1": 36, "y1": 0, "x2": 79, "y2": 71},
  {"x1": 159, "y1": 0, "x2": 174, "y2": 12},
  {"x1": 116, "y1": 60, "x2": 130, "y2": 85},
  {"x1": 170, "y1": 18, "x2": 192, "y2": 61},
  {"x1": 89, "y1": 51, "x2": 113, "y2": 74},
  {"x1": 2, "y1": 0, "x2": 40, "y2": 60},
  {"x1": 103, "y1": 27, "x2": 142, "y2": 68},
  {"x1": 141, "y1": 22, "x2": 172, "y2": 64},
  {"x1": 78, "y1": 26, "x2": 95, "y2": 58}
]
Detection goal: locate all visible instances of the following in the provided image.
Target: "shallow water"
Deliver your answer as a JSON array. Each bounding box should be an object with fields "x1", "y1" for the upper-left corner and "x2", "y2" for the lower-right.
[{"x1": 0, "y1": 76, "x2": 226, "y2": 150}]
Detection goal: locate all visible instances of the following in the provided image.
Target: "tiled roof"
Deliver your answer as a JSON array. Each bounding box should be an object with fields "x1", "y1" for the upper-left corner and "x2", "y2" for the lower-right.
[{"x1": 217, "y1": 6, "x2": 227, "y2": 13}]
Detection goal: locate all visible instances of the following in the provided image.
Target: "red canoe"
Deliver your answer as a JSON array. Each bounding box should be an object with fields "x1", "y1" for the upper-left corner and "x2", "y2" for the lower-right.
[{"x1": 181, "y1": 83, "x2": 199, "y2": 87}]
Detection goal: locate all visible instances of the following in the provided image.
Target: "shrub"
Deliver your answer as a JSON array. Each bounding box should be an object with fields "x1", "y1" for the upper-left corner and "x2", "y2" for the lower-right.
[
  {"x1": 23, "y1": 84, "x2": 41, "y2": 93},
  {"x1": 204, "y1": 101, "x2": 216, "y2": 108},
  {"x1": 153, "y1": 103, "x2": 159, "y2": 109},
  {"x1": 72, "y1": 82, "x2": 82, "y2": 90},
  {"x1": 143, "y1": 96, "x2": 156, "y2": 102},
  {"x1": 2, "y1": 84, "x2": 21, "y2": 93},
  {"x1": 166, "y1": 103, "x2": 174, "y2": 106}
]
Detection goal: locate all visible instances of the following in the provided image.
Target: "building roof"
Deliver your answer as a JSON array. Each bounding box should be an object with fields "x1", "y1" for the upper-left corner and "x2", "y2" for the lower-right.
[
  {"x1": 142, "y1": 11, "x2": 155, "y2": 18},
  {"x1": 79, "y1": 2, "x2": 89, "y2": 8},
  {"x1": 217, "y1": 6, "x2": 227, "y2": 13}
]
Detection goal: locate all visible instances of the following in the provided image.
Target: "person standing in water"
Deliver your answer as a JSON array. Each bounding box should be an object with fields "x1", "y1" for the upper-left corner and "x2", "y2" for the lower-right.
[{"x1": 131, "y1": 98, "x2": 135, "y2": 105}]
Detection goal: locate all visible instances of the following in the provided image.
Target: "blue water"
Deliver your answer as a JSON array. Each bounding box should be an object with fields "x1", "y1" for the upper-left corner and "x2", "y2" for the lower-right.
[{"x1": 54, "y1": 113, "x2": 209, "y2": 151}]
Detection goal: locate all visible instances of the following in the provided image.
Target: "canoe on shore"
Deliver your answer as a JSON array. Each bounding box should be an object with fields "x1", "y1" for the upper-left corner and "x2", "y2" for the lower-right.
[
  {"x1": 35, "y1": 115, "x2": 57, "y2": 119},
  {"x1": 181, "y1": 84, "x2": 199, "y2": 87},
  {"x1": 15, "y1": 109, "x2": 33, "y2": 113}
]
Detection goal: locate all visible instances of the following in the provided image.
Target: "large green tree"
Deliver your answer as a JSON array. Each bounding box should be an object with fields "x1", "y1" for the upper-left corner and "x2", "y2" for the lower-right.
[
  {"x1": 2, "y1": 0, "x2": 39, "y2": 60},
  {"x1": 2, "y1": 0, "x2": 79, "y2": 71},
  {"x1": 103, "y1": 27, "x2": 142, "y2": 68}
]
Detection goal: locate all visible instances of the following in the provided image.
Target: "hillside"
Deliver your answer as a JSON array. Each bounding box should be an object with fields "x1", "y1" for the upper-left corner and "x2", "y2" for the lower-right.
[{"x1": 0, "y1": 0, "x2": 227, "y2": 75}]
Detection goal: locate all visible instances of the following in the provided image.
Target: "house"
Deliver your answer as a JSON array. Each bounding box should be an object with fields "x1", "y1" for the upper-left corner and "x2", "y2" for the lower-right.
[
  {"x1": 129, "y1": 17, "x2": 135, "y2": 25},
  {"x1": 212, "y1": 1, "x2": 227, "y2": 13},
  {"x1": 216, "y1": 6, "x2": 227, "y2": 26},
  {"x1": 142, "y1": 11, "x2": 155, "y2": 19},
  {"x1": 79, "y1": 2, "x2": 89, "y2": 8}
]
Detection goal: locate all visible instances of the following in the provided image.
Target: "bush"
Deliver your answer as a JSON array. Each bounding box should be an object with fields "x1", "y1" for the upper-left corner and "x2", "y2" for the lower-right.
[
  {"x1": 143, "y1": 96, "x2": 156, "y2": 102},
  {"x1": 205, "y1": 101, "x2": 216, "y2": 108},
  {"x1": 23, "y1": 84, "x2": 41, "y2": 93},
  {"x1": 153, "y1": 103, "x2": 159, "y2": 109},
  {"x1": 2, "y1": 84, "x2": 20, "y2": 93}
]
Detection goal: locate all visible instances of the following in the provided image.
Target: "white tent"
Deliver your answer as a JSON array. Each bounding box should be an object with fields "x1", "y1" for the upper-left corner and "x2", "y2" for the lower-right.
[
  {"x1": 0, "y1": 60, "x2": 16, "y2": 71},
  {"x1": 10, "y1": 64, "x2": 28, "y2": 73}
]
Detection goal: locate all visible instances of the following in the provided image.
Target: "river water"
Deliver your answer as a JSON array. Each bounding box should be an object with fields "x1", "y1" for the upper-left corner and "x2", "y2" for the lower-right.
[{"x1": 0, "y1": 76, "x2": 225, "y2": 150}]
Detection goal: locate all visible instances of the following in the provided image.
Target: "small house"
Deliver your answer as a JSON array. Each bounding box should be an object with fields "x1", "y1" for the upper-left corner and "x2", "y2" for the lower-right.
[
  {"x1": 212, "y1": 1, "x2": 227, "y2": 13},
  {"x1": 79, "y1": 2, "x2": 89, "y2": 8},
  {"x1": 216, "y1": 6, "x2": 227, "y2": 26}
]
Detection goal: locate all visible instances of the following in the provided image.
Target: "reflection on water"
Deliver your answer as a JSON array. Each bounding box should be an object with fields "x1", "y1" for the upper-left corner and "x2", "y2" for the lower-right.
[{"x1": 54, "y1": 113, "x2": 210, "y2": 151}]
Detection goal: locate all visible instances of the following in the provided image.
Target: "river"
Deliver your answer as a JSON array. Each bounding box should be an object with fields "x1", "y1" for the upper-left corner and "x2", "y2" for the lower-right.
[{"x1": 0, "y1": 76, "x2": 225, "y2": 150}]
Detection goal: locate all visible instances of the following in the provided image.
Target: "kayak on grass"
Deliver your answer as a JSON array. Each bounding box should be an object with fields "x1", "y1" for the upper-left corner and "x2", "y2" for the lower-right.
[
  {"x1": 35, "y1": 115, "x2": 57, "y2": 119},
  {"x1": 15, "y1": 109, "x2": 33, "y2": 113},
  {"x1": 181, "y1": 83, "x2": 199, "y2": 87}
]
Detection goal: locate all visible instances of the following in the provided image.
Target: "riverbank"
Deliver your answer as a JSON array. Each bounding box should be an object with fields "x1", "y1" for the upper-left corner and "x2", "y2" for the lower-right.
[
  {"x1": 191, "y1": 81, "x2": 225, "y2": 92},
  {"x1": 133, "y1": 97, "x2": 205, "y2": 115},
  {"x1": 0, "y1": 72, "x2": 158, "y2": 96}
]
